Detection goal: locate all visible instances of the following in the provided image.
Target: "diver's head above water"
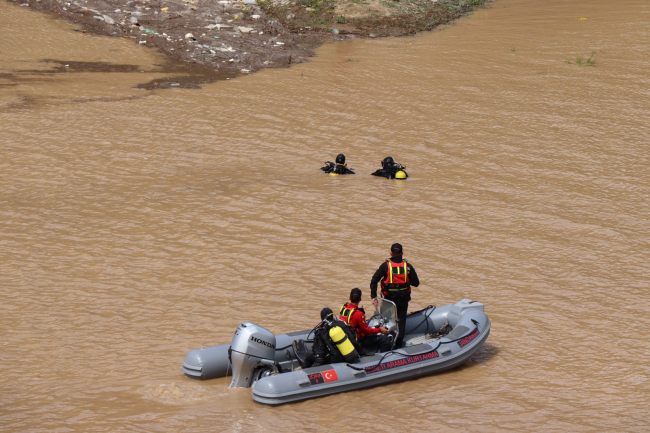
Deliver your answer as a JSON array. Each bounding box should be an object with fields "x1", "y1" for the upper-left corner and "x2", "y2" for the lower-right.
[
  {"x1": 321, "y1": 154, "x2": 354, "y2": 175},
  {"x1": 371, "y1": 156, "x2": 407, "y2": 179},
  {"x1": 382, "y1": 156, "x2": 395, "y2": 169}
]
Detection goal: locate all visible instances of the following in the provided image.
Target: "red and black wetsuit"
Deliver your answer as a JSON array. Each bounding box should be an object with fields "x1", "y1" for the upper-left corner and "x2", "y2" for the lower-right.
[
  {"x1": 340, "y1": 303, "x2": 381, "y2": 338},
  {"x1": 340, "y1": 303, "x2": 392, "y2": 353}
]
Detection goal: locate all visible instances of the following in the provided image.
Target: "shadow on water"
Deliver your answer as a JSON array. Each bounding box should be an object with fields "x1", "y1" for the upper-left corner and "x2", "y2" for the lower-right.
[
  {"x1": 7, "y1": 59, "x2": 239, "y2": 89},
  {"x1": 2, "y1": 94, "x2": 146, "y2": 111},
  {"x1": 0, "y1": 58, "x2": 242, "y2": 111},
  {"x1": 134, "y1": 63, "x2": 240, "y2": 90},
  {"x1": 464, "y1": 342, "x2": 499, "y2": 365}
]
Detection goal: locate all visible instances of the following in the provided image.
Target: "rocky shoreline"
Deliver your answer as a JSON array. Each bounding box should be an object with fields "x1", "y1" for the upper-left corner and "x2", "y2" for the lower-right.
[{"x1": 8, "y1": 0, "x2": 489, "y2": 87}]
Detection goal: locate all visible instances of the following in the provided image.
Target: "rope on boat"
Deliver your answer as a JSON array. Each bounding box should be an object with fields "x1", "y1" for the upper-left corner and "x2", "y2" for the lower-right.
[
  {"x1": 405, "y1": 305, "x2": 436, "y2": 335},
  {"x1": 346, "y1": 323, "x2": 481, "y2": 372}
]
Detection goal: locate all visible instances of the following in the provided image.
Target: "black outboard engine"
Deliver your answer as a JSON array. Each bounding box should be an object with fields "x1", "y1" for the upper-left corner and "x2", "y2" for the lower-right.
[{"x1": 229, "y1": 322, "x2": 278, "y2": 388}]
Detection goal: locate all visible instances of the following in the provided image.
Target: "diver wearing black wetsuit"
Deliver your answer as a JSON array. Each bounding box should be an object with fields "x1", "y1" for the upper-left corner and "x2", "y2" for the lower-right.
[
  {"x1": 371, "y1": 156, "x2": 408, "y2": 179},
  {"x1": 298, "y1": 308, "x2": 367, "y2": 368},
  {"x1": 321, "y1": 154, "x2": 355, "y2": 175}
]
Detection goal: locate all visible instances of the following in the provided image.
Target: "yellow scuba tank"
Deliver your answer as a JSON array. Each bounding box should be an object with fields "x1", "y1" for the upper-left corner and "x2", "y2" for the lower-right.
[
  {"x1": 329, "y1": 325, "x2": 359, "y2": 362},
  {"x1": 395, "y1": 170, "x2": 407, "y2": 179},
  {"x1": 329, "y1": 172, "x2": 339, "y2": 176}
]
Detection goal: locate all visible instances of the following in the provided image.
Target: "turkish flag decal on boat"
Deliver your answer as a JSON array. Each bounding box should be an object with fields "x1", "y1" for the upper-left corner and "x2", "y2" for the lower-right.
[{"x1": 322, "y1": 370, "x2": 339, "y2": 382}]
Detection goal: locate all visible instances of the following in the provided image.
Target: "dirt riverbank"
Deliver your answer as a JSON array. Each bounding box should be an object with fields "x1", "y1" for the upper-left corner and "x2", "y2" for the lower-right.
[{"x1": 7, "y1": 0, "x2": 489, "y2": 87}]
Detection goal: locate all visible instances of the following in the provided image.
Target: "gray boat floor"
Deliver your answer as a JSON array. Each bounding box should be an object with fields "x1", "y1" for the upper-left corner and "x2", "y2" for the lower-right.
[
  {"x1": 404, "y1": 333, "x2": 445, "y2": 347},
  {"x1": 355, "y1": 333, "x2": 443, "y2": 363}
]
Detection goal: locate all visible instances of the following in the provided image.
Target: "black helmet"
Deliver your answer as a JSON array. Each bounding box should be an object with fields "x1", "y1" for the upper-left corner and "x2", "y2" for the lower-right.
[
  {"x1": 335, "y1": 154, "x2": 346, "y2": 164},
  {"x1": 382, "y1": 156, "x2": 394, "y2": 168},
  {"x1": 320, "y1": 307, "x2": 333, "y2": 320}
]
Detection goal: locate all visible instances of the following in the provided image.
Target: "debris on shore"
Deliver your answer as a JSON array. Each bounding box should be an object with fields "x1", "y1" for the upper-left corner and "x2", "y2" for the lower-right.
[{"x1": 9, "y1": 0, "x2": 489, "y2": 86}]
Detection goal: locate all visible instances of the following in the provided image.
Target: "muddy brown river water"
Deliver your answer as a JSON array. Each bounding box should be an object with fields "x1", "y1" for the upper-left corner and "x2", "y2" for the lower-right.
[{"x1": 1, "y1": 0, "x2": 650, "y2": 431}]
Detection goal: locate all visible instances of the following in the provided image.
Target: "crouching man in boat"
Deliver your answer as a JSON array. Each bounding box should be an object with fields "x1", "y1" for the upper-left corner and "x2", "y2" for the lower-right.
[
  {"x1": 340, "y1": 288, "x2": 393, "y2": 353},
  {"x1": 295, "y1": 307, "x2": 366, "y2": 368},
  {"x1": 370, "y1": 243, "x2": 420, "y2": 348}
]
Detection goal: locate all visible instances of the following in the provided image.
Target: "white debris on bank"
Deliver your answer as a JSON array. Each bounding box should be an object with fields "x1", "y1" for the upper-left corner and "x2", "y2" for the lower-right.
[{"x1": 19, "y1": 0, "x2": 310, "y2": 76}]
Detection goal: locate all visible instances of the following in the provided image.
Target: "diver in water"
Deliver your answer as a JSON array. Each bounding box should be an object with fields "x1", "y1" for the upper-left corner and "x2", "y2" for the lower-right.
[
  {"x1": 321, "y1": 154, "x2": 355, "y2": 176},
  {"x1": 371, "y1": 156, "x2": 408, "y2": 179}
]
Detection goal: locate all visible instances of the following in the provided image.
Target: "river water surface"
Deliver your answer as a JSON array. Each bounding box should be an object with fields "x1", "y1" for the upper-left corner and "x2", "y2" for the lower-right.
[{"x1": 1, "y1": 0, "x2": 649, "y2": 431}]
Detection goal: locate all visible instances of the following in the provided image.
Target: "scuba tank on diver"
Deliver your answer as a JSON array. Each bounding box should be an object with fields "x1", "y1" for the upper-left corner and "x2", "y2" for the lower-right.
[
  {"x1": 318, "y1": 310, "x2": 361, "y2": 363},
  {"x1": 371, "y1": 156, "x2": 408, "y2": 179},
  {"x1": 394, "y1": 164, "x2": 407, "y2": 179},
  {"x1": 296, "y1": 309, "x2": 362, "y2": 368},
  {"x1": 328, "y1": 323, "x2": 359, "y2": 363}
]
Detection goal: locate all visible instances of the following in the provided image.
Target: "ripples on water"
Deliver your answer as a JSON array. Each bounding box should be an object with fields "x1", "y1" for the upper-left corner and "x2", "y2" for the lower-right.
[{"x1": 1, "y1": 0, "x2": 649, "y2": 431}]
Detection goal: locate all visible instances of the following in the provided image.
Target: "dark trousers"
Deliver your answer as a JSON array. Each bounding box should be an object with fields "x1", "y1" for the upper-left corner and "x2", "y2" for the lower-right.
[
  {"x1": 359, "y1": 333, "x2": 393, "y2": 354},
  {"x1": 394, "y1": 302, "x2": 409, "y2": 348}
]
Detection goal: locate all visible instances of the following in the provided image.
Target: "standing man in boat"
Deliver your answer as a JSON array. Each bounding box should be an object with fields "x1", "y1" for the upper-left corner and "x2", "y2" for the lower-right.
[
  {"x1": 370, "y1": 243, "x2": 420, "y2": 348},
  {"x1": 340, "y1": 288, "x2": 393, "y2": 353}
]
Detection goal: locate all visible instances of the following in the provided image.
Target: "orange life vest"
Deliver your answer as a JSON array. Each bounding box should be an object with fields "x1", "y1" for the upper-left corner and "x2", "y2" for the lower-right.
[
  {"x1": 381, "y1": 259, "x2": 411, "y2": 298},
  {"x1": 340, "y1": 303, "x2": 362, "y2": 338},
  {"x1": 340, "y1": 303, "x2": 356, "y2": 324}
]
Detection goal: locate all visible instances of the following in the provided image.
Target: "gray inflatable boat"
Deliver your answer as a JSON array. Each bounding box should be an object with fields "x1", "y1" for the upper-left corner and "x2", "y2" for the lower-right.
[{"x1": 182, "y1": 298, "x2": 490, "y2": 405}]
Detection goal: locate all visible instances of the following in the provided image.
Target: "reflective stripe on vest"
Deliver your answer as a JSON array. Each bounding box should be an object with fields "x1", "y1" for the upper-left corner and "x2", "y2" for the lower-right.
[
  {"x1": 387, "y1": 260, "x2": 409, "y2": 284},
  {"x1": 339, "y1": 304, "x2": 361, "y2": 338},
  {"x1": 382, "y1": 259, "x2": 411, "y2": 295},
  {"x1": 339, "y1": 304, "x2": 356, "y2": 325}
]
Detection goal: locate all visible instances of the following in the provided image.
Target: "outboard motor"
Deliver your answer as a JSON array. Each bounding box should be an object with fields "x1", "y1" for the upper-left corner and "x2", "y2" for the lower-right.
[{"x1": 229, "y1": 322, "x2": 278, "y2": 388}]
